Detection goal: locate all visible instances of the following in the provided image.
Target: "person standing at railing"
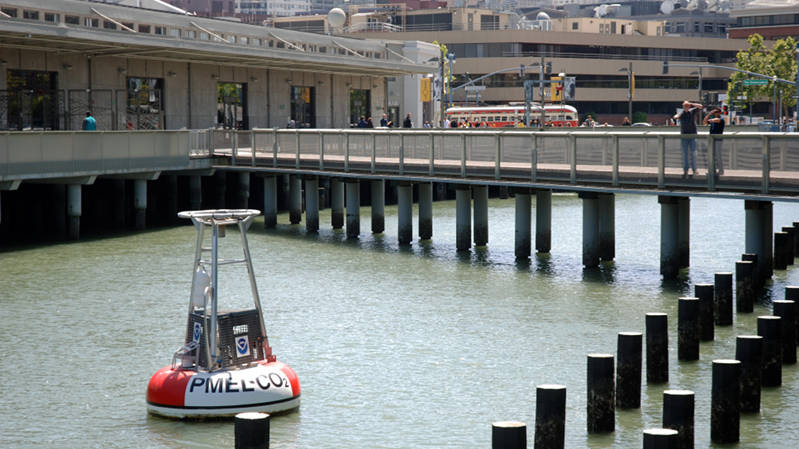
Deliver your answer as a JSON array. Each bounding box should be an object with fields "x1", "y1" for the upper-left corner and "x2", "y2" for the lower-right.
[
  {"x1": 82, "y1": 111, "x2": 96, "y2": 131},
  {"x1": 674, "y1": 100, "x2": 702, "y2": 178},
  {"x1": 403, "y1": 113, "x2": 413, "y2": 128},
  {"x1": 704, "y1": 108, "x2": 725, "y2": 176}
]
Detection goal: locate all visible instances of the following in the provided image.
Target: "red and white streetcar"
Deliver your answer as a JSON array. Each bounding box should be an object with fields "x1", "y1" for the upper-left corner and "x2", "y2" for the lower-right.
[{"x1": 445, "y1": 104, "x2": 579, "y2": 128}]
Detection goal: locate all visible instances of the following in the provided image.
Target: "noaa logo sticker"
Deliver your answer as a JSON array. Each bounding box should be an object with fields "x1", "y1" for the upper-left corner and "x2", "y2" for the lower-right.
[
  {"x1": 235, "y1": 335, "x2": 250, "y2": 358},
  {"x1": 192, "y1": 322, "x2": 202, "y2": 343}
]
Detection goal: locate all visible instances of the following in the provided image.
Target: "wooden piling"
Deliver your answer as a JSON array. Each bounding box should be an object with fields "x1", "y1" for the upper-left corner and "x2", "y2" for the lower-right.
[
  {"x1": 643, "y1": 428, "x2": 679, "y2": 449},
  {"x1": 616, "y1": 332, "x2": 642, "y2": 409},
  {"x1": 534, "y1": 384, "x2": 566, "y2": 449},
  {"x1": 735, "y1": 261, "x2": 755, "y2": 313},
  {"x1": 646, "y1": 313, "x2": 668, "y2": 383},
  {"x1": 774, "y1": 232, "x2": 789, "y2": 270},
  {"x1": 781, "y1": 226, "x2": 795, "y2": 264},
  {"x1": 773, "y1": 300, "x2": 797, "y2": 365},
  {"x1": 711, "y1": 360, "x2": 741, "y2": 444},
  {"x1": 741, "y1": 253, "x2": 760, "y2": 289},
  {"x1": 694, "y1": 284, "x2": 714, "y2": 341},
  {"x1": 678, "y1": 297, "x2": 700, "y2": 361},
  {"x1": 714, "y1": 272, "x2": 733, "y2": 326},
  {"x1": 492, "y1": 421, "x2": 526, "y2": 449},
  {"x1": 235, "y1": 412, "x2": 270, "y2": 449},
  {"x1": 662, "y1": 389, "x2": 694, "y2": 449},
  {"x1": 757, "y1": 315, "x2": 783, "y2": 387},
  {"x1": 735, "y1": 335, "x2": 763, "y2": 413},
  {"x1": 587, "y1": 353, "x2": 615, "y2": 433}
]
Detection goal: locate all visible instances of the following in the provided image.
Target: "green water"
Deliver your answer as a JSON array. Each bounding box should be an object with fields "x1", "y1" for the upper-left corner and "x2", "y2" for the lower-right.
[{"x1": 2, "y1": 194, "x2": 799, "y2": 448}]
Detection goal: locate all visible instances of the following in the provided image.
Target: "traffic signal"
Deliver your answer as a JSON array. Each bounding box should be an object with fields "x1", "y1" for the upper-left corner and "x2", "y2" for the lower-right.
[
  {"x1": 662, "y1": 61, "x2": 668, "y2": 74},
  {"x1": 722, "y1": 105, "x2": 729, "y2": 115},
  {"x1": 545, "y1": 62, "x2": 552, "y2": 75}
]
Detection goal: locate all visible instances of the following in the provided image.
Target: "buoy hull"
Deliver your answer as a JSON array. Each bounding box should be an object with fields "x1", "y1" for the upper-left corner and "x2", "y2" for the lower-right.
[{"x1": 146, "y1": 360, "x2": 300, "y2": 419}]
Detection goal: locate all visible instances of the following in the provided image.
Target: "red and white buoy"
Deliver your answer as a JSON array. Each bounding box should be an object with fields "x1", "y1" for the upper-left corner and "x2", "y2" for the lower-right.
[{"x1": 146, "y1": 210, "x2": 300, "y2": 418}]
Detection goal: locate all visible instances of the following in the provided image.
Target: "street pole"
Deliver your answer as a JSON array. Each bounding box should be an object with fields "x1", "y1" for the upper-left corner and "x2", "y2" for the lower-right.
[
  {"x1": 698, "y1": 67, "x2": 703, "y2": 104},
  {"x1": 447, "y1": 55, "x2": 454, "y2": 110},
  {"x1": 439, "y1": 48, "x2": 445, "y2": 127},
  {"x1": 539, "y1": 56, "x2": 545, "y2": 104},
  {"x1": 628, "y1": 61, "x2": 632, "y2": 121},
  {"x1": 795, "y1": 42, "x2": 799, "y2": 122},
  {"x1": 773, "y1": 77, "x2": 778, "y2": 120}
]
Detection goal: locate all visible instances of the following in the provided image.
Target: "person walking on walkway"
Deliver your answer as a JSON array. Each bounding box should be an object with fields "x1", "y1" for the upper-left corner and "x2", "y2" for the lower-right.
[
  {"x1": 82, "y1": 111, "x2": 97, "y2": 131},
  {"x1": 674, "y1": 100, "x2": 702, "y2": 178},
  {"x1": 403, "y1": 113, "x2": 412, "y2": 128},
  {"x1": 703, "y1": 107, "x2": 725, "y2": 176}
]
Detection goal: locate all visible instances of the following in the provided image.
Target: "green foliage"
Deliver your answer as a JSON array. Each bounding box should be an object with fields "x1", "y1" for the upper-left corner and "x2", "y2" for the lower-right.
[
  {"x1": 632, "y1": 111, "x2": 648, "y2": 123},
  {"x1": 728, "y1": 34, "x2": 797, "y2": 113}
]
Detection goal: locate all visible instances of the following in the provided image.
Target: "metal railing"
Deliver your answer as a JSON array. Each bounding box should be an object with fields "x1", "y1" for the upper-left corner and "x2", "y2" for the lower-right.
[{"x1": 206, "y1": 128, "x2": 799, "y2": 196}]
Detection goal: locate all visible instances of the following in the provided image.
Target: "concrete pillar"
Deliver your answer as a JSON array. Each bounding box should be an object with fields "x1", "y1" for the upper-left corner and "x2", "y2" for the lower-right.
[
  {"x1": 397, "y1": 182, "x2": 413, "y2": 245},
  {"x1": 370, "y1": 180, "x2": 385, "y2": 234},
  {"x1": 677, "y1": 197, "x2": 690, "y2": 268},
  {"x1": 331, "y1": 179, "x2": 344, "y2": 229},
  {"x1": 134, "y1": 179, "x2": 147, "y2": 230},
  {"x1": 515, "y1": 191, "x2": 531, "y2": 259},
  {"x1": 598, "y1": 193, "x2": 615, "y2": 261},
  {"x1": 111, "y1": 180, "x2": 125, "y2": 228},
  {"x1": 289, "y1": 175, "x2": 302, "y2": 225},
  {"x1": 214, "y1": 171, "x2": 226, "y2": 208},
  {"x1": 164, "y1": 175, "x2": 178, "y2": 224},
  {"x1": 52, "y1": 184, "x2": 67, "y2": 239},
  {"x1": 536, "y1": 190, "x2": 552, "y2": 253},
  {"x1": 189, "y1": 175, "x2": 203, "y2": 211},
  {"x1": 305, "y1": 177, "x2": 319, "y2": 233},
  {"x1": 456, "y1": 186, "x2": 471, "y2": 252},
  {"x1": 345, "y1": 180, "x2": 360, "y2": 239},
  {"x1": 263, "y1": 176, "x2": 277, "y2": 229},
  {"x1": 238, "y1": 172, "x2": 250, "y2": 209},
  {"x1": 763, "y1": 201, "x2": 773, "y2": 279},
  {"x1": 581, "y1": 192, "x2": 600, "y2": 268},
  {"x1": 473, "y1": 185, "x2": 488, "y2": 247},
  {"x1": 418, "y1": 182, "x2": 433, "y2": 241},
  {"x1": 67, "y1": 184, "x2": 81, "y2": 240},
  {"x1": 659, "y1": 196, "x2": 680, "y2": 279},
  {"x1": 745, "y1": 200, "x2": 772, "y2": 283}
]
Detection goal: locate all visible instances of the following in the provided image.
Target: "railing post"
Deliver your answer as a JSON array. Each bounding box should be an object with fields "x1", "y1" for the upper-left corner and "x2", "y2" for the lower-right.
[
  {"x1": 761, "y1": 135, "x2": 769, "y2": 194},
  {"x1": 569, "y1": 134, "x2": 577, "y2": 184},
  {"x1": 209, "y1": 128, "x2": 215, "y2": 156},
  {"x1": 461, "y1": 133, "x2": 467, "y2": 177},
  {"x1": 370, "y1": 133, "x2": 376, "y2": 174},
  {"x1": 344, "y1": 131, "x2": 350, "y2": 172},
  {"x1": 641, "y1": 132, "x2": 648, "y2": 167},
  {"x1": 295, "y1": 129, "x2": 301, "y2": 169},
  {"x1": 272, "y1": 127, "x2": 278, "y2": 168},
  {"x1": 399, "y1": 133, "x2": 405, "y2": 175},
  {"x1": 657, "y1": 135, "x2": 665, "y2": 188},
  {"x1": 250, "y1": 130, "x2": 256, "y2": 167},
  {"x1": 429, "y1": 132, "x2": 435, "y2": 176},
  {"x1": 612, "y1": 134, "x2": 619, "y2": 187},
  {"x1": 707, "y1": 134, "x2": 715, "y2": 191},
  {"x1": 531, "y1": 133, "x2": 537, "y2": 182},
  {"x1": 319, "y1": 132, "x2": 325, "y2": 170},
  {"x1": 731, "y1": 134, "x2": 738, "y2": 170},
  {"x1": 495, "y1": 132, "x2": 502, "y2": 180}
]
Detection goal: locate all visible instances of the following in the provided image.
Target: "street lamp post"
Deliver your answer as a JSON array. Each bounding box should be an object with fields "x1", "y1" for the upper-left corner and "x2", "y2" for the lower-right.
[{"x1": 619, "y1": 62, "x2": 633, "y2": 120}]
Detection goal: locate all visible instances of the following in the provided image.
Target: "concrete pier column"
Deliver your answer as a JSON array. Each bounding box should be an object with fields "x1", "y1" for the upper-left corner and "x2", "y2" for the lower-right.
[
  {"x1": 763, "y1": 201, "x2": 773, "y2": 278},
  {"x1": 67, "y1": 184, "x2": 81, "y2": 240},
  {"x1": 189, "y1": 175, "x2": 203, "y2": 211},
  {"x1": 397, "y1": 183, "x2": 413, "y2": 245},
  {"x1": 678, "y1": 197, "x2": 690, "y2": 268},
  {"x1": 263, "y1": 176, "x2": 277, "y2": 229},
  {"x1": 598, "y1": 193, "x2": 615, "y2": 261},
  {"x1": 659, "y1": 196, "x2": 680, "y2": 279},
  {"x1": 535, "y1": 190, "x2": 552, "y2": 253},
  {"x1": 238, "y1": 172, "x2": 250, "y2": 209},
  {"x1": 662, "y1": 389, "x2": 695, "y2": 449},
  {"x1": 370, "y1": 180, "x2": 385, "y2": 234},
  {"x1": 289, "y1": 175, "x2": 302, "y2": 225},
  {"x1": 473, "y1": 185, "x2": 488, "y2": 247},
  {"x1": 345, "y1": 180, "x2": 360, "y2": 239},
  {"x1": 418, "y1": 182, "x2": 433, "y2": 241},
  {"x1": 455, "y1": 186, "x2": 471, "y2": 252},
  {"x1": 331, "y1": 179, "x2": 344, "y2": 229},
  {"x1": 305, "y1": 177, "x2": 319, "y2": 233},
  {"x1": 133, "y1": 179, "x2": 147, "y2": 230},
  {"x1": 515, "y1": 191, "x2": 532, "y2": 259},
  {"x1": 214, "y1": 171, "x2": 227, "y2": 208},
  {"x1": 745, "y1": 200, "x2": 773, "y2": 283},
  {"x1": 53, "y1": 184, "x2": 67, "y2": 238},
  {"x1": 580, "y1": 192, "x2": 600, "y2": 268},
  {"x1": 711, "y1": 360, "x2": 741, "y2": 444}
]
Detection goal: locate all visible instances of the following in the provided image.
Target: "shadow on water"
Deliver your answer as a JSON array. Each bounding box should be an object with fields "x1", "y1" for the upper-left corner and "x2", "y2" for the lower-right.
[
  {"x1": 581, "y1": 261, "x2": 617, "y2": 285},
  {"x1": 659, "y1": 271, "x2": 693, "y2": 295},
  {"x1": 533, "y1": 252, "x2": 555, "y2": 276}
]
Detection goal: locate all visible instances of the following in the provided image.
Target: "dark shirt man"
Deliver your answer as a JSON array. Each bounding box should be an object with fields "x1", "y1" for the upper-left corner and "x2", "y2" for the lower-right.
[
  {"x1": 704, "y1": 108, "x2": 725, "y2": 175},
  {"x1": 674, "y1": 101, "x2": 702, "y2": 177},
  {"x1": 82, "y1": 112, "x2": 97, "y2": 131},
  {"x1": 403, "y1": 113, "x2": 412, "y2": 128}
]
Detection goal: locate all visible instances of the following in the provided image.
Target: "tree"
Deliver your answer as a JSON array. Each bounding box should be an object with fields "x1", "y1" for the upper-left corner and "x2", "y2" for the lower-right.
[{"x1": 727, "y1": 34, "x2": 797, "y2": 117}]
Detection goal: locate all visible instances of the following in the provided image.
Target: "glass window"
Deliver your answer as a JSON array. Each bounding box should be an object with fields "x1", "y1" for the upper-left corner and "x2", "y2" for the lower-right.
[
  {"x1": 252, "y1": 38, "x2": 260, "y2": 46},
  {"x1": 200, "y1": 32, "x2": 209, "y2": 40},
  {"x1": 704, "y1": 23, "x2": 714, "y2": 33},
  {"x1": 65, "y1": 15, "x2": 80, "y2": 25},
  {"x1": 1, "y1": 7, "x2": 17, "y2": 18},
  {"x1": 154, "y1": 26, "x2": 165, "y2": 35},
  {"x1": 168, "y1": 28, "x2": 180, "y2": 38},
  {"x1": 183, "y1": 30, "x2": 196, "y2": 39},
  {"x1": 122, "y1": 22, "x2": 134, "y2": 30},
  {"x1": 217, "y1": 82, "x2": 249, "y2": 130},
  {"x1": 572, "y1": 22, "x2": 578, "y2": 30},
  {"x1": 23, "y1": 10, "x2": 38, "y2": 20},
  {"x1": 103, "y1": 21, "x2": 117, "y2": 30},
  {"x1": 45, "y1": 13, "x2": 59, "y2": 23},
  {"x1": 126, "y1": 77, "x2": 164, "y2": 130},
  {"x1": 86, "y1": 18, "x2": 99, "y2": 28},
  {"x1": 138, "y1": 24, "x2": 150, "y2": 33},
  {"x1": 240, "y1": 36, "x2": 248, "y2": 45}
]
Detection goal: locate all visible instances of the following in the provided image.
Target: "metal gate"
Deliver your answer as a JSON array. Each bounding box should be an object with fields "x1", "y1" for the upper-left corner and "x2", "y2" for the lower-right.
[
  {"x1": 118, "y1": 87, "x2": 163, "y2": 130},
  {"x1": 68, "y1": 89, "x2": 114, "y2": 130},
  {"x1": 0, "y1": 89, "x2": 65, "y2": 130}
]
